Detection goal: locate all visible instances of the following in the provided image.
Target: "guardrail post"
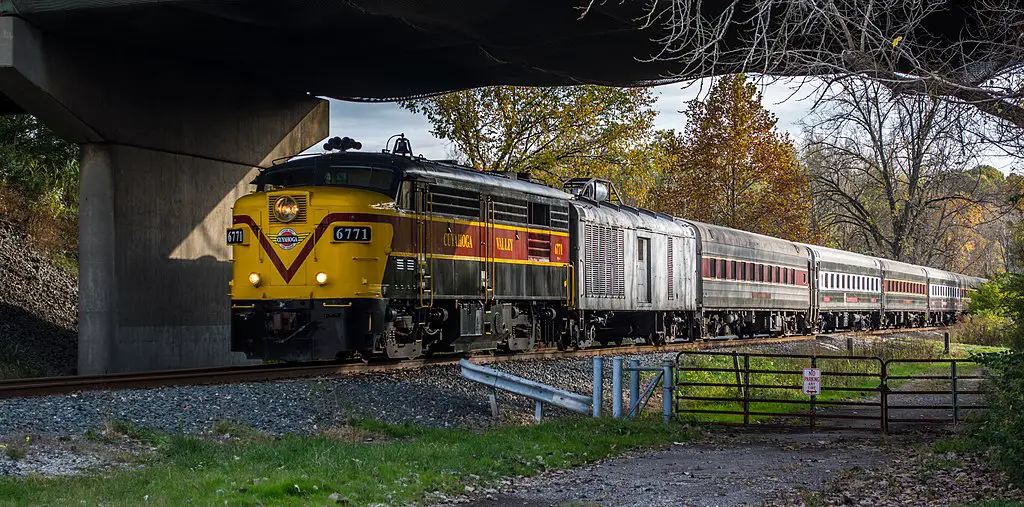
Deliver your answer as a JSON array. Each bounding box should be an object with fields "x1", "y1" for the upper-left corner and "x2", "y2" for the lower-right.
[
  {"x1": 951, "y1": 360, "x2": 959, "y2": 425},
  {"x1": 535, "y1": 400, "x2": 543, "y2": 424},
  {"x1": 592, "y1": 357, "x2": 603, "y2": 417},
  {"x1": 612, "y1": 357, "x2": 623, "y2": 418},
  {"x1": 629, "y1": 359, "x2": 640, "y2": 417},
  {"x1": 944, "y1": 332, "x2": 951, "y2": 355},
  {"x1": 662, "y1": 359, "x2": 673, "y2": 423},
  {"x1": 847, "y1": 336, "x2": 854, "y2": 357},
  {"x1": 488, "y1": 388, "x2": 499, "y2": 418}
]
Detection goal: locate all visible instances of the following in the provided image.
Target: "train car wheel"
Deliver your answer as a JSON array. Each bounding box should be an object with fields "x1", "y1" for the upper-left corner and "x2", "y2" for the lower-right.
[{"x1": 557, "y1": 320, "x2": 577, "y2": 351}]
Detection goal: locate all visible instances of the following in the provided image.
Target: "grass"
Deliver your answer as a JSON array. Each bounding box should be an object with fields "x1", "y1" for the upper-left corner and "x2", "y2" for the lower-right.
[
  {"x1": 1, "y1": 436, "x2": 30, "y2": 461},
  {"x1": 0, "y1": 417, "x2": 699, "y2": 506},
  {"x1": 674, "y1": 337, "x2": 1007, "y2": 424}
]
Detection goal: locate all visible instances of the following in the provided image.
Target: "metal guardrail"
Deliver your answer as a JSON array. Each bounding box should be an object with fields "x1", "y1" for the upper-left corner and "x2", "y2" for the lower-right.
[
  {"x1": 459, "y1": 359, "x2": 592, "y2": 423},
  {"x1": 460, "y1": 357, "x2": 676, "y2": 423}
]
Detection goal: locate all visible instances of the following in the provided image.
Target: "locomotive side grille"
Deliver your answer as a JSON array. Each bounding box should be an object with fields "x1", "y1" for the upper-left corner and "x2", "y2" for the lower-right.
[
  {"x1": 599, "y1": 226, "x2": 610, "y2": 296},
  {"x1": 613, "y1": 229, "x2": 624, "y2": 297},
  {"x1": 585, "y1": 224, "x2": 595, "y2": 296},
  {"x1": 550, "y1": 206, "x2": 570, "y2": 230},
  {"x1": 583, "y1": 224, "x2": 625, "y2": 299},
  {"x1": 267, "y1": 195, "x2": 308, "y2": 224},
  {"x1": 527, "y1": 232, "x2": 550, "y2": 260},
  {"x1": 433, "y1": 186, "x2": 482, "y2": 218},
  {"x1": 492, "y1": 197, "x2": 528, "y2": 223},
  {"x1": 667, "y1": 237, "x2": 675, "y2": 300}
]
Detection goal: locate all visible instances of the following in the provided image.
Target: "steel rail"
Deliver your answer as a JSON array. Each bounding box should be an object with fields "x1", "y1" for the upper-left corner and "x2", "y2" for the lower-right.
[{"x1": 0, "y1": 327, "x2": 944, "y2": 400}]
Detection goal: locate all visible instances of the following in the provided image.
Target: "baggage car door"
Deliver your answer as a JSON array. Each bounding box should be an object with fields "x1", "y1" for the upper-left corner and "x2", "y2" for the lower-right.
[{"x1": 637, "y1": 236, "x2": 651, "y2": 303}]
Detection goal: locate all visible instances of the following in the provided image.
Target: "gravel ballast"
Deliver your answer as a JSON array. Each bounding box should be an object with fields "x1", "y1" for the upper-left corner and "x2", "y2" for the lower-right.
[
  {"x1": 0, "y1": 331, "x2": 944, "y2": 438},
  {"x1": 0, "y1": 352, "x2": 678, "y2": 437}
]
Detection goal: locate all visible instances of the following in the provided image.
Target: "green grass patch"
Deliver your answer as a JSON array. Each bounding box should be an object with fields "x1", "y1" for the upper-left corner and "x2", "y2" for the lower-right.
[{"x1": 0, "y1": 417, "x2": 698, "y2": 506}]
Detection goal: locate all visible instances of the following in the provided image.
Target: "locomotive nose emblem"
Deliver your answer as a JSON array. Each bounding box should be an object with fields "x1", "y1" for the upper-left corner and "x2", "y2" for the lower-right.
[{"x1": 269, "y1": 227, "x2": 308, "y2": 250}]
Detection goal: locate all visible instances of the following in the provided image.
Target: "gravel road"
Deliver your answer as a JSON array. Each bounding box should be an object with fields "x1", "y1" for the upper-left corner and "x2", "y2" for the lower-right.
[{"x1": 450, "y1": 430, "x2": 894, "y2": 507}]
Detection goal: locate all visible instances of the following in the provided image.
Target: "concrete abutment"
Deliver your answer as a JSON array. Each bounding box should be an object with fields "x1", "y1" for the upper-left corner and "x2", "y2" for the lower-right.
[{"x1": 0, "y1": 17, "x2": 330, "y2": 373}]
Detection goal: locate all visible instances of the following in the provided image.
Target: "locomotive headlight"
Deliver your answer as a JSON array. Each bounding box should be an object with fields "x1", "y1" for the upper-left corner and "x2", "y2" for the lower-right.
[
  {"x1": 315, "y1": 272, "x2": 328, "y2": 285},
  {"x1": 248, "y1": 272, "x2": 262, "y2": 287},
  {"x1": 274, "y1": 196, "x2": 299, "y2": 222}
]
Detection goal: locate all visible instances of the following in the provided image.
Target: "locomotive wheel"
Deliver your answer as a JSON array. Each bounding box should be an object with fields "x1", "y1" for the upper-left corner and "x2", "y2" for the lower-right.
[
  {"x1": 581, "y1": 324, "x2": 597, "y2": 349},
  {"x1": 650, "y1": 331, "x2": 666, "y2": 346},
  {"x1": 557, "y1": 320, "x2": 577, "y2": 351}
]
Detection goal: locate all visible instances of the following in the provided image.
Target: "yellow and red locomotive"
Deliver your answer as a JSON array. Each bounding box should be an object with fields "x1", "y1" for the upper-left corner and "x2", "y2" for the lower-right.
[{"x1": 229, "y1": 136, "x2": 572, "y2": 360}]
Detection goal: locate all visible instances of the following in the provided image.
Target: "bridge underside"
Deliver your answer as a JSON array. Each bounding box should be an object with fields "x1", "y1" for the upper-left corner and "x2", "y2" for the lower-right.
[{"x1": 3, "y1": 0, "x2": 984, "y2": 100}]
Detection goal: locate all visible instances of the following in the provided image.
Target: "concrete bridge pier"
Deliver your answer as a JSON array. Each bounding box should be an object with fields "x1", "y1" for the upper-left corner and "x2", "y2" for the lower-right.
[{"x1": 0, "y1": 17, "x2": 329, "y2": 374}]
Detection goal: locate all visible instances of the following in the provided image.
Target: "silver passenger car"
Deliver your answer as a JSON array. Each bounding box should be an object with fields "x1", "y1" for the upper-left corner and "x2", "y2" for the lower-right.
[
  {"x1": 802, "y1": 244, "x2": 883, "y2": 331},
  {"x1": 684, "y1": 221, "x2": 811, "y2": 336},
  {"x1": 878, "y1": 258, "x2": 929, "y2": 326}
]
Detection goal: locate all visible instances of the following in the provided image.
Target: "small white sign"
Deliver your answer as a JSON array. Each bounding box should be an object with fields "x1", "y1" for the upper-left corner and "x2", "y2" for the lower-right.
[{"x1": 802, "y1": 368, "x2": 821, "y2": 396}]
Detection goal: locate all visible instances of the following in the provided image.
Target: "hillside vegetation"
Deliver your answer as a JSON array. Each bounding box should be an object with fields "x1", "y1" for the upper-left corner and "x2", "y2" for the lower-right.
[{"x1": 0, "y1": 115, "x2": 79, "y2": 378}]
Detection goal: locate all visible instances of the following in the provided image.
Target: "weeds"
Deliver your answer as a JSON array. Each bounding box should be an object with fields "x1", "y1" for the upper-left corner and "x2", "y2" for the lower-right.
[
  {"x1": 212, "y1": 420, "x2": 271, "y2": 444},
  {"x1": 956, "y1": 314, "x2": 1013, "y2": 347},
  {"x1": 0, "y1": 183, "x2": 77, "y2": 267},
  {"x1": 96, "y1": 419, "x2": 166, "y2": 445},
  {"x1": 1, "y1": 436, "x2": 30, "y2": 461}
]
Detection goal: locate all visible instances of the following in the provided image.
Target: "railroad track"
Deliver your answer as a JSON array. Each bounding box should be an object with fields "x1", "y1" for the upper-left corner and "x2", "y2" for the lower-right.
[{"x1": 0, "y1": 328, "x2": 945, "y2": 400}]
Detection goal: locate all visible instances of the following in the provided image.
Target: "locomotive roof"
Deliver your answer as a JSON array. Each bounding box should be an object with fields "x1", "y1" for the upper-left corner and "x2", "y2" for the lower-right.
[
  {"x1": 269, "y1": 151, "x2": 572, "y2": 201},
  {"x1": 572, "y1": 198, "x2": 696, "y2": 238}
]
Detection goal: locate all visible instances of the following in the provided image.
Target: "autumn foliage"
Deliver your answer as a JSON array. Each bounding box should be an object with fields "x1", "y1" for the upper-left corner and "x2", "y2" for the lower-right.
[
  {"x1": 400, "y1": 86, "x2": 666, "y2": 207},
  {"x1": 655, "y1": 75, "x2": 814, "y2": 242}
]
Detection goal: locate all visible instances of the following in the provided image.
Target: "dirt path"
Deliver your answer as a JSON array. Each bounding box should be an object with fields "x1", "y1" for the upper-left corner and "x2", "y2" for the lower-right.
[{"x1": 454, "y1": 430, "x2": 897, "y2": 507}]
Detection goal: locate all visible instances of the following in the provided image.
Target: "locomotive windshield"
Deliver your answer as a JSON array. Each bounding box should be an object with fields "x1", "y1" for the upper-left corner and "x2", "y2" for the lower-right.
[{"x1": 254, "y1": 157, "x2": 400, "y2": 196}]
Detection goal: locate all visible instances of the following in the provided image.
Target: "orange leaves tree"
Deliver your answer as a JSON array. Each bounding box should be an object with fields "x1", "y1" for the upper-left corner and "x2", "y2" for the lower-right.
[{"x1": 655, "y1": 74, "x2": 814, "y2": 242}]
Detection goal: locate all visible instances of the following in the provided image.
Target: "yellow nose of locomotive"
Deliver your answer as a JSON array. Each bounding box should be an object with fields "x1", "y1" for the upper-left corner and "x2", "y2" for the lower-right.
[{"x1": 228, "y1": 186, "x2": 395, "y2": 301}]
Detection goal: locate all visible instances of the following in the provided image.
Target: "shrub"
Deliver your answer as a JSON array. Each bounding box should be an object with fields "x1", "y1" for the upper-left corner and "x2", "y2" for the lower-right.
[
  {"x1": 956, "y1": 313, "x2": 1013, "y2": 346},
  {"x1": 2, "y1": 436, "x2": 30, "y2": 461},
  {"x1": 974, "y1": 350, "x2": 1024, "y2": 486}
]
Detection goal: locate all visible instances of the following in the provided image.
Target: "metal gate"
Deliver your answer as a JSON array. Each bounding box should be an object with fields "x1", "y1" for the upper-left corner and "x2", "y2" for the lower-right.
[
  {"x1": 674, "y1": 351, "x2": 991, "y2": 432},
  {"x1": 883, "y1": 359, "x2": 988, "y2": 432},
  {"x1": 675, "y1": 351, "x2": 886, "y2": 430}
]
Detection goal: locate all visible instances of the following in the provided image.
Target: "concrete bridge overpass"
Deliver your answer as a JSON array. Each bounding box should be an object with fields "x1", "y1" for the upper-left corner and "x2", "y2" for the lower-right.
[{"x1": 0, "y1": 1, "x2": 993, "y2": 373}]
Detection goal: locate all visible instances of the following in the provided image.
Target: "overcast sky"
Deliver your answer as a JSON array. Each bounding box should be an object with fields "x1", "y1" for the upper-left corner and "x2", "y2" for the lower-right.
[{"x1": 321, "y1": 79, "x2": 1017, "y2": 173}]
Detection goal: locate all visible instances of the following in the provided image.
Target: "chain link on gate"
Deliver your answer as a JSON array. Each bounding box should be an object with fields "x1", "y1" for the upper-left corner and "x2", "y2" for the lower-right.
[{"x1": 675, "y1": 351, "x2": 994, "y2": 432}]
